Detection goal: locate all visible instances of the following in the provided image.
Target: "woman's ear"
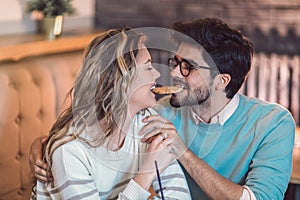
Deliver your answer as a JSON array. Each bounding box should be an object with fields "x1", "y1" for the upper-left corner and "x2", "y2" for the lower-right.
[{"x1": 215, "y1": 73, "x2": 231, "y2": 90}]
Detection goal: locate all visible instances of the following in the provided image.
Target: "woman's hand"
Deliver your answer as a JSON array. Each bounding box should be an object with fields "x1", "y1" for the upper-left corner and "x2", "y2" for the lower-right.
[
  {"x1": 139, "y1": 114, "x2": 187, "y2": 158},
  {"x1": 29, "y1": 136, "x2": 53, "y2": 182},
  {"x1": 134, "y1": 114, "x2": 186, "y2": 190},
  {"x1": 134, "y1": 135, "x2": 175, "y2": 190},
  {"x1": 134, "y1": 131, "x2": 175, "y2": 191}
]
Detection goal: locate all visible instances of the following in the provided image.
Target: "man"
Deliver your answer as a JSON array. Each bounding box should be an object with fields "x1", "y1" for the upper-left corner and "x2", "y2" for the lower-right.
[
  {"x1": 140, "y1": 18, "x2": 295, "y2": 199},
  {"x1": 30, "y1": 18, "x2": 295, "y2": 199}
]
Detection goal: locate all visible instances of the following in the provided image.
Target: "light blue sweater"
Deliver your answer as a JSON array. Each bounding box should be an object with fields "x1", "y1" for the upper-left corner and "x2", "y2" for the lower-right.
[{"x1": 157, "y1": 94, "x2": 295, "y2": 200}]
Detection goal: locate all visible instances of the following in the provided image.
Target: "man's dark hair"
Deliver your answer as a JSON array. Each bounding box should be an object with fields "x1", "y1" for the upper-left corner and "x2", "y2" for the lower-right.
[{"x1": 173, "y1": 18, "x2": 254, "y2": 98}]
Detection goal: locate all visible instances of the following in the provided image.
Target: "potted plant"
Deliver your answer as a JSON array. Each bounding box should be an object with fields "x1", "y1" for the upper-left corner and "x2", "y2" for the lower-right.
[{"x1": 26, "y1": 0, "x2": 77, "y2": 39}]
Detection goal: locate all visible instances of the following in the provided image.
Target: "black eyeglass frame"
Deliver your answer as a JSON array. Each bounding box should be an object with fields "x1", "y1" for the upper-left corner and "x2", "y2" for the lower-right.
[{"x1": 168, "y1": 57, "x2": 214, "y2": 77}]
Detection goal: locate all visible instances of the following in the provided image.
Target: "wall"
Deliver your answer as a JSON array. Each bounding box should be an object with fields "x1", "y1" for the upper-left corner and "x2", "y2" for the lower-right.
[
  {"x1": 95, "y1": 0, "x2": 300, "y2": 55},
  {"x1": 95, "y1": 0, "x2": 300, "y2": 124},
  {"x1": 0, "y1": 0, "x2": 95, "y2": 35}
]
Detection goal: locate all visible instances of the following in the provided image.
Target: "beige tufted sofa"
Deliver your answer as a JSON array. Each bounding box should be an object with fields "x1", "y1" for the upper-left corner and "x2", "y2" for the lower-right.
[{"x1": 0, "y1": 34, "x2": 97, "y2": 200}]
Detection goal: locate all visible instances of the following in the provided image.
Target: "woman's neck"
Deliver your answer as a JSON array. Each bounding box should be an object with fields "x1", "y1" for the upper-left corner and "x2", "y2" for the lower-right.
[{"x1": 101, "y1": 111, "x2": 136, "y2": 151}]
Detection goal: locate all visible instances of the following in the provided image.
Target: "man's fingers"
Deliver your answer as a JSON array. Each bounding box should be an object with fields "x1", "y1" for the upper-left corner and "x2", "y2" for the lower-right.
[
  {"x1": 34, "y1": 165, "x2": 47, "y2": 177},
  {"x1": 34, "y1": 174, "x2": 48, "y2": 183},
  {"x1": 141, "y1": 127, "x2": 176, "y2": 143},
  {"x1": 33, "y1": 164, "x2": 53, "y2": 182},
  {"x1": 140, "y1": 120, "x2": 174, "y2": 136},
  {"x1": 142, "y1": 114, "x2": 168, "y2": 123},
  {"x1": 140, "y1": 128, "x2": 161, "y2": 142},
  {"x1": 147, "y1": 134, "x2": 165, "y2": 150},
  {"x1": 41, "y1": 136, "x2": 48, "y2": 144},
  {"x1": 140, "y1": 114, "x2": 171, "y2": 134},
  {"x1": 35, "y1": 159, "x2": 48, "y2": 170},
  {"x1": 34, "y1": 173, "x2": 52, "y2": 183}
]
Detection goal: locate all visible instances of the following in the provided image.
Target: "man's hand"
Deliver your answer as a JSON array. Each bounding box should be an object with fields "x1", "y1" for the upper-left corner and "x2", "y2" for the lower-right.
[
  {"x1": 139, "y1": 114, "x2": 187, "y2": 159},
  {"x1": 29, "y1": 136, "x2": 53, "y2": 182}
]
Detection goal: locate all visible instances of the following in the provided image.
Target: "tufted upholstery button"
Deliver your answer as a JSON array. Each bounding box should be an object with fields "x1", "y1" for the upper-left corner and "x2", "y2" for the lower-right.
[
  {"x1": 37, "y1": 109, "x2": 43, "y2": 119},
  {"x1": 8, "y1": 81, "x2": 16, "y2": 89},
  {"x1": 71, "y1": 71, "x2": 77, "y2": 78},
  {"x1": 15, "y1": 114, "x2": 22, "y2": 124},
  {"x1": 15, "y1": 152, "x2": 22, "y2": 161},
  {"x1": 17, "y1": 188, "x2": 24, "y2": 195},
  {"x1": 32, "y1": 78, "x2": 39, "y2": 86}
]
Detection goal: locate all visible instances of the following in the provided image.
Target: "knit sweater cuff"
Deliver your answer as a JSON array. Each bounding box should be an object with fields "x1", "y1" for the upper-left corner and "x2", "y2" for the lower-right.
[{"x1": 120, "y1": 179, "x2": 150, "y2": 200}]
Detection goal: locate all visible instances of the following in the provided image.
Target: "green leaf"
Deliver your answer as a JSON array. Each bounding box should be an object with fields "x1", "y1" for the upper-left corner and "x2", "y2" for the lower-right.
[{"x1": 26, "y1": 0, "x2": 77, "y2": 16}]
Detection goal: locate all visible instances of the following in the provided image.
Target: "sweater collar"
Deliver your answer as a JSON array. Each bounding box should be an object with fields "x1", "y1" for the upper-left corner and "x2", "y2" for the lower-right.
[{"x1": 190, "y1": 94, "x2": 240, "y2": 125}]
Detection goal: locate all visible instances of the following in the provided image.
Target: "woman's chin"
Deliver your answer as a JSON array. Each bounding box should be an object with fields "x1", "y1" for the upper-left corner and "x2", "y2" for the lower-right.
[
  {"x1": 148, "y1": 100, "x2": 157, "y2": 108},
  {"x1": 129, "y1": 101, "x2": 156, "y2": 114},
  {"x1": 142, "y1": 99, "x2": 157, "y2": 110}
]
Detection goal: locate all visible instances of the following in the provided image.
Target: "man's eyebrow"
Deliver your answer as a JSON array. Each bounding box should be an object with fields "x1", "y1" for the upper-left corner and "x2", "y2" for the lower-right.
[
  {"x1": 184, "y1": 58, "x2": 198, "y2": 66},
  {"x1": 174, "y1": 55, "x2": 195, "y2": 65},
  {"x1": 174, "y1": 55, "x2": 181, "y2": 61},
  {"x1": 174, "y1": 55, "x2": 202, "y2": 67}
]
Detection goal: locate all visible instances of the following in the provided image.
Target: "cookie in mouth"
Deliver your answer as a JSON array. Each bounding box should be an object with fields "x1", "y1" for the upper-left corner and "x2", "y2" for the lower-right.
[{"x1": 151, "y1": 86, "x2": 184, "y2": 95}]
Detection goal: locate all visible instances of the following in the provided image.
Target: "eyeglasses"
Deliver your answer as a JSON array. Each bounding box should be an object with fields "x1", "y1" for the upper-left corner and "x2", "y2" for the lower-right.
[{"x1": 168, "y1": 57, "x2": 213, "y2": 77}]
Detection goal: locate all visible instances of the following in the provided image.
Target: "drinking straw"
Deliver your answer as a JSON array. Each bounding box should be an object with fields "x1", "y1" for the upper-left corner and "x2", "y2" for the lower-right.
[{"x1": 154, "y1": 160, "x2": 165, "y2": 200}]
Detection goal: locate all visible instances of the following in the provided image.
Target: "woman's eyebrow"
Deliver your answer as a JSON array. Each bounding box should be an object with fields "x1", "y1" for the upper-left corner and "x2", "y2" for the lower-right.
[{"x1": 144, "y1": 59, "x2": 152, "y2": 64}]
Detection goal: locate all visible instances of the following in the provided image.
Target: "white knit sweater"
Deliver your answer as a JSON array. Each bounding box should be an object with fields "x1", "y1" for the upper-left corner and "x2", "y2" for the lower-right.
[{"x1": 36, "y1": 109, "x2": 191, "y2": 200}]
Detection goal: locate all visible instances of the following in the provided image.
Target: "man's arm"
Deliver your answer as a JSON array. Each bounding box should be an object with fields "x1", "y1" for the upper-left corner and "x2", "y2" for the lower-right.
[
  {"x1": 179, "y1": 149, "x2": 243, "y2": 199},
  {"x1": 29, "y1": 136, "x2": 53, "y2": 182},
  {"x1": 140, "y1": 114, "x2": 245, "y2": 200}
]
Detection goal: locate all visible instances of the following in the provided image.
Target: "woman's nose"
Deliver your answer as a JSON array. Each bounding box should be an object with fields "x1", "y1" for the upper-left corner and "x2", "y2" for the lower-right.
[{"x1": 153, "y1": 67, "x2": 161, "y2": 79}]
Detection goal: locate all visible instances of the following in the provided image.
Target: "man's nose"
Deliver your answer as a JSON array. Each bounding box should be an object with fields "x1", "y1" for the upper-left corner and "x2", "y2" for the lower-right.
[{"x1": 170, "y1": 65, "x2": 182, "y2": 78}]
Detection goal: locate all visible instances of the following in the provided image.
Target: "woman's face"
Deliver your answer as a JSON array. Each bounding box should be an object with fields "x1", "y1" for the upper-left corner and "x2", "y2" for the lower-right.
[{"x1": 128, "y1": 45, "x2": 161, "y2": 114}]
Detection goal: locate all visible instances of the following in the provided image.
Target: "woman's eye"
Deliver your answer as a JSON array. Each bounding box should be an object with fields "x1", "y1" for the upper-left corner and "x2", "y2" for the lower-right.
[{"x1": 145, "y1": 65, "x2": 153, "y2": 70}]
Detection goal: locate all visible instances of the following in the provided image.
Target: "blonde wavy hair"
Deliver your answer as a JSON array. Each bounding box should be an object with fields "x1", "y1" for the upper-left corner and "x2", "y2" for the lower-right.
[{"x1": 43, "y1": 28, "x2": 145, "y2": 176}]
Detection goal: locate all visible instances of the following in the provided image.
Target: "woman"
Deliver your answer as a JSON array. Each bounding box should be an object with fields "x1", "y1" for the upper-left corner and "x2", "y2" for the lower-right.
[{"x1": 35, "y1": 28, "x2": 191, "y2": 199}]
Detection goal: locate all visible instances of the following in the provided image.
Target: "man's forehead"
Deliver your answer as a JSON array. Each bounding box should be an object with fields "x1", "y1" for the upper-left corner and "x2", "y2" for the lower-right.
[{"x1": 176, "y1": 42, "x2": 216, "y2": 67}]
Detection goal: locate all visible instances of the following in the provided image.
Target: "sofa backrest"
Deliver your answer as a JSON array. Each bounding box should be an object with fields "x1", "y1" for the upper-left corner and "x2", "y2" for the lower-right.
[{"x1": 0, "y1": 51, "x2": 82, "y2": 199}]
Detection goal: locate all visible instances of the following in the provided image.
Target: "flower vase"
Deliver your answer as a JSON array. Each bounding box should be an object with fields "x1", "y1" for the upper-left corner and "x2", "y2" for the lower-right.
[{"x1": 43, "y1": 15, "x2": 63, "y2": 40}]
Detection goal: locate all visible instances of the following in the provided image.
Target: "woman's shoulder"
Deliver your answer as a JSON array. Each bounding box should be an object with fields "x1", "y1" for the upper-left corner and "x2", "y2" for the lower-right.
[{"x1": 52, "y1": 138, "x2": 87, "y2": 161}]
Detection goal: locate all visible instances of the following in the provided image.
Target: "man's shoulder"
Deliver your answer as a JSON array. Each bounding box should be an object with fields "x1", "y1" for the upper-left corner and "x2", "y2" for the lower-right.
[
  {"x1": 239, "y1": 94, "x2": 295, "y2": 127},
  {"x1": 240, "y1": 94, "x2": 292, "y2": 114}
]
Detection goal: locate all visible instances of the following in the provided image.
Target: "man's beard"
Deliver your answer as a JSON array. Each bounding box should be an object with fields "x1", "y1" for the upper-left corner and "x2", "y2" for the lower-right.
[{"x1": 170, "y1": 86, "x2": 210, "y2": 108}]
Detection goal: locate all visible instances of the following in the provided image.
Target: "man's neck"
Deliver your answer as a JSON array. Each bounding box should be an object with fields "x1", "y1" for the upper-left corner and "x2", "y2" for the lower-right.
[{"x1": 191, "y1": 93, "x2": 231, "y2": 123}]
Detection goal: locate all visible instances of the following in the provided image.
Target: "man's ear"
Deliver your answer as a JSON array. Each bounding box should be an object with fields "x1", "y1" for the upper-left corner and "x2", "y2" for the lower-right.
[{"x1": 215, "y1": 73, "x2": 231, "y2": 90}]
